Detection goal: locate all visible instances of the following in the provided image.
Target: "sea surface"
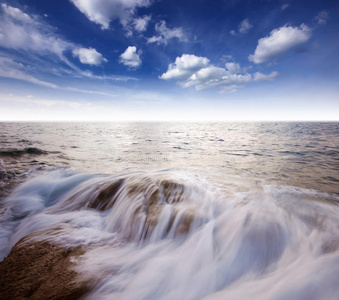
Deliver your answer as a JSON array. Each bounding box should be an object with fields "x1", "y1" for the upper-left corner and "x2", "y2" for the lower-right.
[{"x1": 0, "y1": 122, "x2": 339, "y2": 299}]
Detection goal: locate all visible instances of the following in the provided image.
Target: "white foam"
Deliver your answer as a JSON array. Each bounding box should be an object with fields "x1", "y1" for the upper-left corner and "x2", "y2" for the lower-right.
[{"x1": 0, "y1": 169, "x2": 338, "y2": 300}]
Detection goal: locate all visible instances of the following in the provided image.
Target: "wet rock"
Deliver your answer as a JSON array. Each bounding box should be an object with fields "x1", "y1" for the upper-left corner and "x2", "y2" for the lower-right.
[{"x1": 0, "y1": 237, "x2": 89, "y2": 300}]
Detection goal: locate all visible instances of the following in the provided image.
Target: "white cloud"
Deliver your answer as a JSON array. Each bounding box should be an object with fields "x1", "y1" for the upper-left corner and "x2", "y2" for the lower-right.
[
  {"x1": 160, "y1": 54, "x2": 210, "y2": 80},
  {"x1": 0, "y1": 4, "x2": 137, "y2": 88},
  {"x1": 315, "y1": 11, "x2": 329, "y2": 25},
  {"x1": 239, "y1": 19, "x2": 253, "y2": 34},
  {"x1": 72, "y1": 47, "x2": 107, "y2": 65},
  {"x1": 249, "y1": 24, "x2": 311, "y2": 64},
  {"x1": 0, "y1": 57, "x2": 58, "y2": 88},
  {"x1": 225, "y1": 62, "x2": 241, "y2": 74},
  {"x1": 0, "y1": 56, "x2": 134, "y2": 96},
  {"x1": 133, "y1": 15, "x2": 151, "y2": 32},
  {"x1": 0, "y1": 4, "x2": 71, "y2": 56},
  {"x1": 69, "y1": 0, "x2": 151, "y2": 30},
  {"x1": 230, "y1": 18, "x2": 252, "y2": 36},
  {"x1": 160, "y1": 54, "x2": 278, "y2": 92},
  {"x1": 1, "y1": 3, "x2": 33, "y2": 23},
  {"x1": 147, "y1": 21, "x2": 186, "y2": 45},
  {"x1": 253, "y1": 71, "x2": 279, "y2": 81},
  {"x1": 119, "y1": 46, "x2": 142, "y2": 68}
]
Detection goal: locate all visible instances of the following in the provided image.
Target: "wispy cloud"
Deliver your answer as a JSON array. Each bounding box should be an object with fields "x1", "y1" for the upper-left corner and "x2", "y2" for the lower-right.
[
  {"x1": 1, "y1": 3, "x2": 33, "y2": 23},
  {"x1": 0, "y1": 4, "x2": 136, "y2": 92},
  {"x1": 281, "y1": 4, "x2": 289, "y2": 10},
  {"x1": 0, "y1": 3, "x2": 71, "y2": 57},
  {"x1": 249, "y1": 24, "x2": 311, "y2": 64},
  {"x1": 0, "y1": 56, "x2": 134, "y2": 97},
  {"x1": 64, "y1": 87, "x2": 118, "y2": 98},
  {"x1": 147, "y1": 21, "x2": 186, "y2": 45},
  {"x1": 0, "y1": 57, "x2": 58, "y2": 88},
  {"x1": 314, "y1": 11, "x2": 329, "y2": 25},
  {"x1": 239, "y1": 19, "x2": 253, "y2": 34},
  {"x1": 160, "y1": 54, "x2": 278, "y2": 92},
  {"x1": 230, "y1": 18, "x2": 252, "y2": 36}
]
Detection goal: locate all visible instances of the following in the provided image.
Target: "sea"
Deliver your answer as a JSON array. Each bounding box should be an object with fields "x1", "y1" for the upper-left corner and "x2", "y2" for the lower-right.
[{"x1": 0, "y1": 122, "x2": 339, "y2": 299}]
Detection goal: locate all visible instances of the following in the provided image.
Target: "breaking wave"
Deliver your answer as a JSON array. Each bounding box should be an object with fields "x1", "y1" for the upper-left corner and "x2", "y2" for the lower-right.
[{"x1": 1, "y1": 169, "x2": 339, "y2": 300}]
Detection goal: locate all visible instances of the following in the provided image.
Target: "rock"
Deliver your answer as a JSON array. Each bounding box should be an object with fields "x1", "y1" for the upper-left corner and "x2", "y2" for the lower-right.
[{"x1": 0, "y1": 237, "x2": 89, "y2": 300}]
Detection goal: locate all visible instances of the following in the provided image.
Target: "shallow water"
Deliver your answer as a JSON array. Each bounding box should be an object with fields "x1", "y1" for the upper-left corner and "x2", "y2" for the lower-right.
[{"x1": 0, "y1": 122, "x2": 339, "y2": 299}]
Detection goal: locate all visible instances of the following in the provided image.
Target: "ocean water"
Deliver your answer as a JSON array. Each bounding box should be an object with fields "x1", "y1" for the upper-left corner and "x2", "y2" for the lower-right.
[{"x1": 0, "y1": 122, "x2": 339, "y2": 299}]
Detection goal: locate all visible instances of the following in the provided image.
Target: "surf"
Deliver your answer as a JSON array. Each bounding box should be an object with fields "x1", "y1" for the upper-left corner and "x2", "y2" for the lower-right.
[{"x1": 0, "y1": 168, "x2": 339, "y2": 300}]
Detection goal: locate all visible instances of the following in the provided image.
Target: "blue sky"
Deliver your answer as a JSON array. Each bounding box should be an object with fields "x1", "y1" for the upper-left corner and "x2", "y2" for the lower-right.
[{"x1": 0, "y1": 0, "x2": 338, "y2": 121}]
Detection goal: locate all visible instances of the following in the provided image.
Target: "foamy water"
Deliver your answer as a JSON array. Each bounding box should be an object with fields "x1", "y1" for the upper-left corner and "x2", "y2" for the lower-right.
[{"x1": 0, "y1": 122, "x2": 339, "y2": 299}]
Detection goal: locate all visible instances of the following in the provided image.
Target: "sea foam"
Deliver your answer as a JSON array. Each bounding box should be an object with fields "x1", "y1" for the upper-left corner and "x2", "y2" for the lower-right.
[{"x1": 0, "y1": 169, "x2": 338, "y2": 300}]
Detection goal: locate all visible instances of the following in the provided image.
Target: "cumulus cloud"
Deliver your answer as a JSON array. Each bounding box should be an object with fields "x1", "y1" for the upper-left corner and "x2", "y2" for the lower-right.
[
  {"x1": 147, "y1": 21, "x2": 186, "y2": 45},
  {"x1": 119, "y1": 46, "x2": 142, "y2": 68},
  {"x1": 69, "y1": 0, "x2": 151, "y2": 30},
  {"x1": 160, "y1": 54, "x2": 278, "y2": 92},
  {"x1": 249, "y1": 24, "x2": 311, "y2": 64},
  {"x1": 133, "y1": 15, "x2": 151, "y2": 32},
  {"x1": 315, "y1": 11, "x2": 329, "y2": 25},
  {"x1": 230, "y1": 18, "x2": 252, "y2": 36},
  {"x1": 160, "y1": 54, "x2": 210, "y2": 80},
  {"x1": 72, "y1": 48, "x2": 107, "y2": 65}
]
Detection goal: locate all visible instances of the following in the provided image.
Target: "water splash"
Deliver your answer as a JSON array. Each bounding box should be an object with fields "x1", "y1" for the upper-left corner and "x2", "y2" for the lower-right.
[{"x1": 0, "y1": 169, "x2": 338, "y2": 300}]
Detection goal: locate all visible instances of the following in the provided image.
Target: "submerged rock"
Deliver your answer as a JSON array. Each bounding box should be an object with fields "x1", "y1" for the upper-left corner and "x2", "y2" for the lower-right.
[{"x1": 0, "y1": 147, "x2": 48, "y2": 157}]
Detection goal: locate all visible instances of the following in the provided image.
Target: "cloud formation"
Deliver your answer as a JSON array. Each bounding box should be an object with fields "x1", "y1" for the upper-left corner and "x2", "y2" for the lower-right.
[
  {"x1": 0, "y1": 57, "x2": 58, "y2": 88},
  {"x1": 160, "y1": 54, "x2": 278, "y2": 92},
  {"x1": 239, "y1": 19, "x2": 253, "y2": 34},
  {"x1": 0, "y1": 4, "x2": 137, "y2": 89},
  {"x1": 315, "y1": 11, "x2": 329, "y2": 25},
  {"x1": 133, "y1": 15, "x2": 151, "y2": 32},
  {"x1": 160, "y1": 54, "x2": 210, "y2": 80},
  {"x1": 1, "y1": 3, "x2": 33, "y2": 23},
  {"x1": 0, "y1": 3, "x2": 71, "y2": 56},
  {"x1": 230, "y1": 18, "x2": 252, "y2": 36},
  {"x1": 69, "y1": 0, "x2": 151, "y2": 30},
  {"x1": 249, "y1": 24, "x2": 311, "y2": 64},
  {"x1": 72, "y1": 48, "x2": 107, "y2": 65},
  {"x1": 147, "y1": 21, "x2": 186, "y2": 45},
  {"x1": 119, "y1": 46, "x2": 142, "y2": 68}
]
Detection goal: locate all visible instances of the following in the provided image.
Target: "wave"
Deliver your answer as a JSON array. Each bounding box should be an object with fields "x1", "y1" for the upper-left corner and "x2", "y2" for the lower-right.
[{"x1": 0, "y1": 169, "x2": 339, "y2": 299}]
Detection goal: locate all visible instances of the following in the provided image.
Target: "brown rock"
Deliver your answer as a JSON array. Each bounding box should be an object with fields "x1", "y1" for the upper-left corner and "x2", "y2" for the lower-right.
[{"x1": 0, "y1": 237, "x2": 90, "y2": 300}]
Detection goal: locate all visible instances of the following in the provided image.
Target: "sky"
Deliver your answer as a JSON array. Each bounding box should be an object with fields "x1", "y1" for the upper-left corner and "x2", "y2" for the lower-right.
[{"x1": 0, "y1": 0, "x2": 338, "y2": 121}]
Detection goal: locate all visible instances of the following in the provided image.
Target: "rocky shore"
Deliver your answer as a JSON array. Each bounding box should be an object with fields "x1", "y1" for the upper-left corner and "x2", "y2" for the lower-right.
[{"x1": 0, "y1": 236, "x2": 89, "y2": 300}]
